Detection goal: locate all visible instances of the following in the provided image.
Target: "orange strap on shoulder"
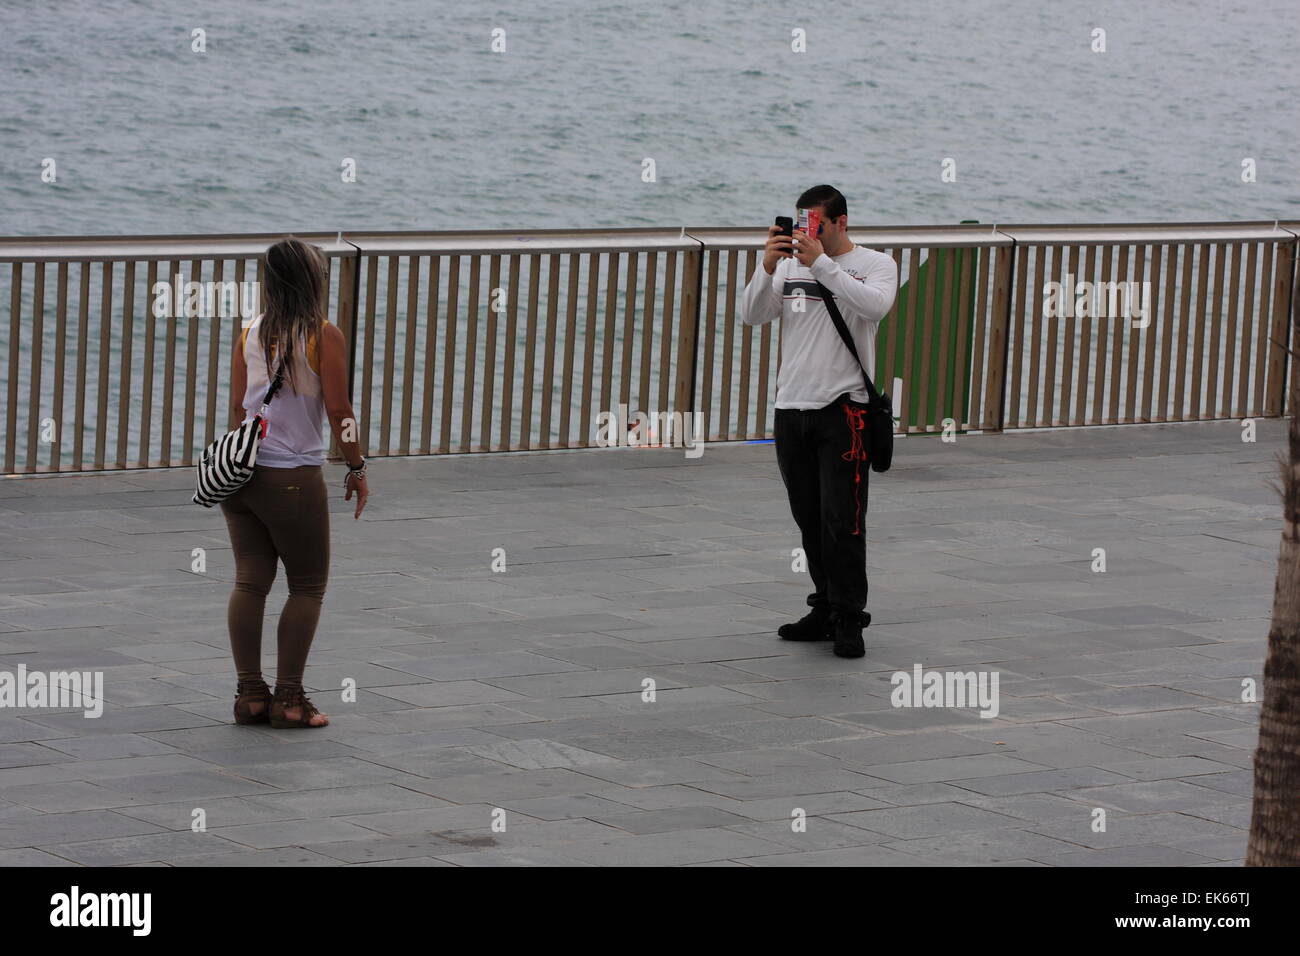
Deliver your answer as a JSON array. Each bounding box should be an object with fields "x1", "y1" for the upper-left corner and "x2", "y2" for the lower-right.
[
  {"x1": 241, "y1": 321, "x2": 328, "y2": 373},
  {"x1": 307, "y1": 321, "x2": 329, "y2": 374}
]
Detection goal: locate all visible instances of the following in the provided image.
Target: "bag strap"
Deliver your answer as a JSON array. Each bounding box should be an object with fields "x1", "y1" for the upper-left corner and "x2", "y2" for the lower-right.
[
  {"x1": 814, "y1": 280, "x2": 881, "y2": 403},
  {"x1": 258, "y1": 360, "x2": 286, "y2": 412},
  {"x1": 244, "y1": 319, "x2": 286, "y2": 413}
]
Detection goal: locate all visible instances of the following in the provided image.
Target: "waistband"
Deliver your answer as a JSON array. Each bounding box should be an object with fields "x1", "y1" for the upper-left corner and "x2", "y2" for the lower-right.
[
  {"x1": 253, "y1": 464, "x2": 323, "y2": 473},
  {"x1": 776, "y1": 392, "x2": 861, "y2": 413}
]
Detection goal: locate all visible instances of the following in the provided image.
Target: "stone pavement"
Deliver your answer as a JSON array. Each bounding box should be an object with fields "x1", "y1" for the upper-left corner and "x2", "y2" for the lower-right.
[{"x1": 0, "y1": 419, "x2": 1279, "y2": 866}]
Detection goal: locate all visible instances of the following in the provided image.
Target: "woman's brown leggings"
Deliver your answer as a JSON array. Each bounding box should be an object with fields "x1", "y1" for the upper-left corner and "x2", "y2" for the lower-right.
[{"x1": 220, "y1": 464, "x2": 329, "y2": 690}]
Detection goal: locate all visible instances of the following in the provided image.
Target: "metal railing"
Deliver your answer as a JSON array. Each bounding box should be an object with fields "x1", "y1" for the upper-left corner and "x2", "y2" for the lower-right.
[
  {"x1": 0, "y1": 222, "x2": 1295, "y2": 475},
  {"x1": 992, "y1": 222, "x2": 1297, "y2": 429}
]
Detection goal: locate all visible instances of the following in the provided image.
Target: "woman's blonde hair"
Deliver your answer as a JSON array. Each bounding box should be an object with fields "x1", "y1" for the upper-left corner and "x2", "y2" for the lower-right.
[{"x1": 259, "y1": 237, "x2": 328, "y2": 390}]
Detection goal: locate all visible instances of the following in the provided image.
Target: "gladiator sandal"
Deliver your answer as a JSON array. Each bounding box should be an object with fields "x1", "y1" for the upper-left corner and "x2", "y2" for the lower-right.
[
  {"x1": 270, "y1": 685, "x2": 329, "y2": 729},
  {"x1": 233, "y1": 679, "x2": 273, "y2": 725}
]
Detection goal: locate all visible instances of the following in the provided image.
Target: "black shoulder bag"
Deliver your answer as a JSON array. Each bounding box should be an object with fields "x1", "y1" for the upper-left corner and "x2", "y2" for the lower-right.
[
  {"x1": 192, "y1": 361, "x2": 286, "y2": 507},
  {"x1": 814, "y1": 280, "x2": 894, "y2": 473}
]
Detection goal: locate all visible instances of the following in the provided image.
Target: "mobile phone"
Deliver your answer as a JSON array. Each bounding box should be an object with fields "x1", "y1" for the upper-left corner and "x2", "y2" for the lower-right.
[
  {"x1": 774, "y1": 216, "x2": 794, "y2": 257},
  {"x1": 797, "y1": 207, "x2": 821, "y2": 240}
]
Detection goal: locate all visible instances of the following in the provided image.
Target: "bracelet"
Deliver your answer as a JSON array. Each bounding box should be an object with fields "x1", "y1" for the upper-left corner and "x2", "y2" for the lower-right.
[{"x1": 344, "y1": 457, "x2": 367, "y2": 487}]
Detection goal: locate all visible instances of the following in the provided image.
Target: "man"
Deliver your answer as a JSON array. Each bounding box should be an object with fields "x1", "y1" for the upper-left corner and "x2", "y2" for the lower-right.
[{"x1": 740, "y1": 185, "x2": 898, "y2": 658}]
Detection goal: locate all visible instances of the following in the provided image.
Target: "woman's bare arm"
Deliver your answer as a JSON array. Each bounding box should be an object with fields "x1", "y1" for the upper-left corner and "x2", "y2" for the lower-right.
[
  {"x1": 319, "y1": 322, "x2": 369, "y2": 518},
  {"x1": 230, "y1": 335, "x2": 247, "y2": 431}
]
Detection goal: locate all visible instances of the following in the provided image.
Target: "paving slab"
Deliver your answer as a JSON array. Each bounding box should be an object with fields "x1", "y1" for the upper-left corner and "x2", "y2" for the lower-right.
[{"x1": 0, "y1": 420, "x2": 1278, "y2": 865}]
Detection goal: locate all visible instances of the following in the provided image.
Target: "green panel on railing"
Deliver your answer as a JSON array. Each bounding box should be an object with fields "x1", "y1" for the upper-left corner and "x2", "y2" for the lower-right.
[{"x1": 874, "y1": 246, "x2": 979, "y2": 431}]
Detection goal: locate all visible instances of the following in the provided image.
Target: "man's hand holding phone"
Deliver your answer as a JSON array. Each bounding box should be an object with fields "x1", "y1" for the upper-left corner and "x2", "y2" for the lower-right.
[
  {"x1": 763, "y1": 223, "x2": 795, "y2": 274},
  {"x1": 791, "y1": 227, "x2": 824, "y2": 267}
]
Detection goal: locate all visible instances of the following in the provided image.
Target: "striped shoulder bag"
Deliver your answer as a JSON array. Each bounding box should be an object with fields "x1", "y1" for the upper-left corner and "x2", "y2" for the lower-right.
[{"x1": 192, "y1": 361, "x2": 285, "y2": 507}]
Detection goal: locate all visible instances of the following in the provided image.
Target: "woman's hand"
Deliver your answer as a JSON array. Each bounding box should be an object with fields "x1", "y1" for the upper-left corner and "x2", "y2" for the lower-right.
[{"x1": 345, "y1": 470, "x2": 369, "y2": 519}]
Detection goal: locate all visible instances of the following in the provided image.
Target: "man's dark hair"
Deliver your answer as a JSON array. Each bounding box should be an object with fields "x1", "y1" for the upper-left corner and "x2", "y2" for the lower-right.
[{"x1": 796, "y1": 184, "x2": 847, "y2": 221}]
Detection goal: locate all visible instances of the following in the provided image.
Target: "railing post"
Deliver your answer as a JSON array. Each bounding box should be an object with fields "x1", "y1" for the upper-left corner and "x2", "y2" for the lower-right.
[
  {"x1": 338, "y1": 239, "x2": 362, "y2": 400},
  {"x1": 673, "y1": 244, "x2": 703, "y2": 425},
  {"x1": 1285, "y1": 235, "x2": 1299, "y2": 416},
  {"x1": 984, "y1": 242, "x2": 1015, "y2": 432},
  {"x1": 5, "y1": 262, "x2": 21, "y2": 474},
  {"x1": 1265, "y1": 238, "x2": 1294, "y2": 417},
  {"x1": 329, "y1": 240, "x2": 361, "y2": 462}
]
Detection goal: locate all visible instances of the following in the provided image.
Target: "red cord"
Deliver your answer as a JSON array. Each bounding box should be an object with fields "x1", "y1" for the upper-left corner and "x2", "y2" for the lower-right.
[{"x1": 841, "y1": 402, "x2": 869, "y2": 535}]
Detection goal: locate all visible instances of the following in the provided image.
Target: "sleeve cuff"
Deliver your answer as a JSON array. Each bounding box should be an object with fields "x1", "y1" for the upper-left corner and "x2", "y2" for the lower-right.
[{"x1": 810, "y1": 253, "x2": 835, "y2": 277}]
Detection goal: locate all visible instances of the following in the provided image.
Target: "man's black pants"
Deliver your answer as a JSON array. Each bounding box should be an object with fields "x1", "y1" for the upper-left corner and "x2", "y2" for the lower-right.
[{"x1": 774, "y1": 393, "x2": 870, "y2": 622}]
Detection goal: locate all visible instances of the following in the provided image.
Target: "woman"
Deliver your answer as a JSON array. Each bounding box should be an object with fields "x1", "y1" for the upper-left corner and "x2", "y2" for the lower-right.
[{"x1": 222, "y1": 237, "x2": 370, "y2": 728}]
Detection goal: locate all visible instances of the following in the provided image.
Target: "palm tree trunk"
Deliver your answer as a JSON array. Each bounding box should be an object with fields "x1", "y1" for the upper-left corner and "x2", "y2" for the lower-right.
[{"x1": 1247, "y1": 380, "x2": 1300, "y2": 865}]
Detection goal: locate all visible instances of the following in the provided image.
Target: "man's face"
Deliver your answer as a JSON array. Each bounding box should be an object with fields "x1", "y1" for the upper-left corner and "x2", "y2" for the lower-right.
[{"x1": 814, "y1": 205, "x2": 846, "y2": 243}]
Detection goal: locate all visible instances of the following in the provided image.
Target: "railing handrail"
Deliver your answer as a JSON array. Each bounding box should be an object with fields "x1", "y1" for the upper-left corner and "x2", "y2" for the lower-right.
[
  {"x1": 0, "y1": 233, "x2": 358, "y2": 263},
  {"x1": 3, "y1": 220, "x2": 1294, "y2": 262},
  {"x1": 684, "y1": 224, "x2": 1012, "y2": 249},
  {"x1": 994, "y1": 221, "x2": 1296, "y2": 245},
  {"x1": 340, "y1": 228, "x2": 701, "y2": 255},
  {"x1": 0, "y1": 228, "x2": 701, "y2": 262}
]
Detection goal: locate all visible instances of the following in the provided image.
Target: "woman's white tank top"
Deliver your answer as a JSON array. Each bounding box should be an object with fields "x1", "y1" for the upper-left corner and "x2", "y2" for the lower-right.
[{"x1": 241, "y1": 314, "x2": 327, "y2": 468}]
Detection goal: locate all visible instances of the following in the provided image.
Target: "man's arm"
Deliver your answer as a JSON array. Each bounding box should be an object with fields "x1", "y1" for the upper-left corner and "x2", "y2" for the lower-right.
[
  {"x1": 810, "y1": 252, "x2": 897, "y2": 324},
  {"x1": 740, "y1": 257, "x2": 783, "y2": 327}
]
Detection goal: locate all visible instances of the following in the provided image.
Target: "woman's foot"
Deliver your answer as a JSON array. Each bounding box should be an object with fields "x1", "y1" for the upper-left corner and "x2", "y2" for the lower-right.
[
  {"x1": 270, "y1": 685, "x2": 329, "y2": 728},
  {"x1": 233, "y1": 679, "x2": 273, "y2": 724}
]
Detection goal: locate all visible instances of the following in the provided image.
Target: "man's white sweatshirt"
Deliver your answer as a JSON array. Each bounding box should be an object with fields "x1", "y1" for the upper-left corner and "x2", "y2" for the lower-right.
[{"x1": 740, "y1": 244, "x2": 898, "y2": 409}]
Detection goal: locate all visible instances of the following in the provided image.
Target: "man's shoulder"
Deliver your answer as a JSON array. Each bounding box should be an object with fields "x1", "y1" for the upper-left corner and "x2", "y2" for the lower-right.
[
  {"x1": 836, "y1": 244, "x2": 895, "y2": 280},
  {"x1": 846, "y1": 244, "x2": 895, "y2": 268}
]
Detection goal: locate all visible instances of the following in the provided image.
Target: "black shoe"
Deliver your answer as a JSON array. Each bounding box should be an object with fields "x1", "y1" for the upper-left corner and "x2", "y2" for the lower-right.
[
  {"x1": 831, "y1": 611, "x2": 870, "y2": 658},
  {"x1": 778, "y1": 605, "x2": 833, "y2": 641}
]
